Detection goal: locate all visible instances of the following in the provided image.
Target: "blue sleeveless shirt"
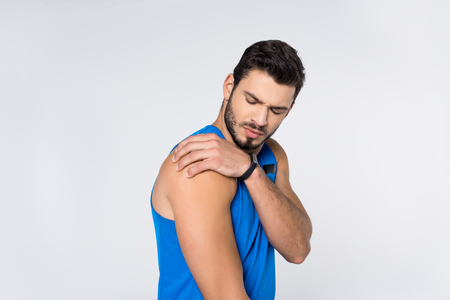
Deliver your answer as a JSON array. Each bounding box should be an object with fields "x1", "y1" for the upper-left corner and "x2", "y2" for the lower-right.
[{"x1": 151, "y1": 125, "x2": 277, "y2": 299}]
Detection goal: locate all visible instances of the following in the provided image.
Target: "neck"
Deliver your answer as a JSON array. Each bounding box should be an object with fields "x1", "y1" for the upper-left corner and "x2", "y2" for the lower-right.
[{"x1": 211, "y1": 101, "x2": 231, "y2": 142}]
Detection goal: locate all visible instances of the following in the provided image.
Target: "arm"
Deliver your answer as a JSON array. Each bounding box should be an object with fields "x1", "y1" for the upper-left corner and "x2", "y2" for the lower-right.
[
  {"x1": 173, "y1": 134, "x2": 312, "y2": 264},
  {"x1": 168, "y1": 163, "x2": 250, "y2": 299},
  {"x1": 245, "y1": 139, "x2": 312, "y2": 264}
]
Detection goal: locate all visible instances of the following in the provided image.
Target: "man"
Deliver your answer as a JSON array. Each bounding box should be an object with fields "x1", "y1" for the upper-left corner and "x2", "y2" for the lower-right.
[{"x1": 151, "y1": 40, "x2": 312, "y2": 299}]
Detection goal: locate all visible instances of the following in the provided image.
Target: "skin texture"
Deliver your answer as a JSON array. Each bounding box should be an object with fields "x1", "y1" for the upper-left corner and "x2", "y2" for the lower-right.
[{"x1": 153, "y1": 70, "x2": 312, "y2": 297}]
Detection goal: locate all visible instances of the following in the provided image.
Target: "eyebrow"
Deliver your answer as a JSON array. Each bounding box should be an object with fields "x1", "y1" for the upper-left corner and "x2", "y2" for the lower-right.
[{"x1": 243, "y1": 91, "x2": 290, "y2": 111}]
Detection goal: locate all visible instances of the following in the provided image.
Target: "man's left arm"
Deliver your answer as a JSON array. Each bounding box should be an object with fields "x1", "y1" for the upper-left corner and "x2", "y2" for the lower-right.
[
  {"x1": 244, "y1": 138, "x2": 312, "y2": 264},
  {"x1": 173, "y1": 134, "x2": 312, "y2": 264}
]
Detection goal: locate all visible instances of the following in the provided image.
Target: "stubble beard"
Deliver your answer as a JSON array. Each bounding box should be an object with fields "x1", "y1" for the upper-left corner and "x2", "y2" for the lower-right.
[{"x1": 224, "y1": 93, "x2": 278, "y2": 151}]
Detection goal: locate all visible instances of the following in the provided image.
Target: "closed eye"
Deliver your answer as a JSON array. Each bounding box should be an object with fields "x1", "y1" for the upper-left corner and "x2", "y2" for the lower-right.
[
  {"x1": 245, "y1": 93, "x2": 288, "y2": 115},
  {"x1": 270, "y1": 108, "x2": 285, "y2": 115},
  {"x1": 246, "y1": 98, "x2": 257, "y2": 105}
]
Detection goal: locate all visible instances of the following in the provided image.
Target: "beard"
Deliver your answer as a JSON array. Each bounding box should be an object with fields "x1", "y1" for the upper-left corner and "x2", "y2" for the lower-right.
[{"x1": 224, "y1": 92, "x2": 278, "y2": 151}]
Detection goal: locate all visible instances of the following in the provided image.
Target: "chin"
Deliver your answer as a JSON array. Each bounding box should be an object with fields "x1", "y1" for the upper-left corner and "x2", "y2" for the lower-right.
[{"x1": 236, "y1": 135, "x2": 265, "y2": 151}]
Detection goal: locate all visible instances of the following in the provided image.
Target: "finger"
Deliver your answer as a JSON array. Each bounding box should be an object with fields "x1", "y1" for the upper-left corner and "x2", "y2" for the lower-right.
[
  {"x1": 175, "y1": 133, "x2": 221, "y2": 153},
  {"x1": 173, "y1": 140, "x2": 211, "y2": 163},
  {"x1": 185, "y1": 159, "x2": 219, "y2": 178},
  {"x1": 176, "y1": 149, "x2": 216, "y2": 172},
  {"x1": 173, "y1": 137, "x2": 222, "y2": 163}
]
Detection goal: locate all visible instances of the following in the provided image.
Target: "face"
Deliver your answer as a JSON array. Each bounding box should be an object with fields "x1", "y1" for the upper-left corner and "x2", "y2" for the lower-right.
[{"x1": 223, "y1": 70, "x2": 295, "y2": 151}]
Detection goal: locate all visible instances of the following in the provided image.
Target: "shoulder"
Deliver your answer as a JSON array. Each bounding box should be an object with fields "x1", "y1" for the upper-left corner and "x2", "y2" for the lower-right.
[
  {"x1": 159, "y1": 151, "x2": 237, "y2": 215},
  {"x1": 265, "y1": 138, "x2": 288, "y2": 165}
]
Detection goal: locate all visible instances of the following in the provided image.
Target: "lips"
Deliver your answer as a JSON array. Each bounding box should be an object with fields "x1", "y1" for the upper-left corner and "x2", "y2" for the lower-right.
[{"x1": 244, "y1": 127, "x2": 264, "y2": 139}]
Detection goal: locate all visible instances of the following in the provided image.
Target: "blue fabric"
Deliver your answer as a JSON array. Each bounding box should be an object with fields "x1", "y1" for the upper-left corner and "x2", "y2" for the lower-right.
[{"x1": 151, "y1": 125, "x2": 277, "y2": 299}]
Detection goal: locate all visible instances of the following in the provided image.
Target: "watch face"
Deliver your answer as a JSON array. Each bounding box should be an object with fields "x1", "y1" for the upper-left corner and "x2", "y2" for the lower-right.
[{"x1": 252, "y1": 153, "x2": 258, "y2": 164}]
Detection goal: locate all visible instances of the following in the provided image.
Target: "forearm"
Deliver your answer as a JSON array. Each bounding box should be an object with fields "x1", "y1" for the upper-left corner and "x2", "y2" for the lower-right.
[{"x1": 244, "y1": 166, "x2": 312, "y2": 263}]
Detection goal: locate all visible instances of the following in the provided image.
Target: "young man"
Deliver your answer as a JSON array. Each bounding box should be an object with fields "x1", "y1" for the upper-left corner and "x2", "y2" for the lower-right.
[{"x1": 151, "y1": 40, "x2": 312, "y2": 299}]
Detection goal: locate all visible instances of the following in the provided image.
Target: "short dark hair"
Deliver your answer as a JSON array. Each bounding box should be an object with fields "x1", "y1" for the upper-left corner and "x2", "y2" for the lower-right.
[{"x1": 233, "y1": 40, "x2": 305, "y2": 101}]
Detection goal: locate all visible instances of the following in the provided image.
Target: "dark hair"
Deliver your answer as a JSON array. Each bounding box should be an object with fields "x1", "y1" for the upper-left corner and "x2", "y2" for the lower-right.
[{"x1": 233, "y1": 40, "x2": 305, "y2": 101}]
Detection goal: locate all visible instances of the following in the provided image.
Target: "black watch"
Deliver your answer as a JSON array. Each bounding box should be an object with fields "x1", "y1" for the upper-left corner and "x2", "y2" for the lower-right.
[{"x1": 238, "y1": 153, "x2": 258, "y2": 181}]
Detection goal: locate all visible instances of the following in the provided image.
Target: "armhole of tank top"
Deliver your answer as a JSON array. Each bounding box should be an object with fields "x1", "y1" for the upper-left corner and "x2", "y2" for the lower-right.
[
  {"x1": 261, "y1": 142, "x2": 277, "y2": 182},
  {"x1": 151, "y1": 180, "x2": 176, "y2": 224}
]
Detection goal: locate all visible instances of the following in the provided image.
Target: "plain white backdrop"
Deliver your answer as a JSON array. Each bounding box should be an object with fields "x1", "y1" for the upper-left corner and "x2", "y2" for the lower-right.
[{"x1": 1, "y1": 1, "x2": 449, "y2": 299}]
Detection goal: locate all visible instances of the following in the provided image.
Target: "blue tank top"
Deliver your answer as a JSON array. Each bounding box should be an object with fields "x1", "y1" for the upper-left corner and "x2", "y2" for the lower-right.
[{"x1": 151, "y1": 125, "x2": 277, "y2": 299}]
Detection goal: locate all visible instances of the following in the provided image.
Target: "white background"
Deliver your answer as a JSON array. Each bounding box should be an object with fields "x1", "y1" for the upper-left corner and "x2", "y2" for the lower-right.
[{"x1": 1, "y1": 1, "x2": 449, "y2": 299}]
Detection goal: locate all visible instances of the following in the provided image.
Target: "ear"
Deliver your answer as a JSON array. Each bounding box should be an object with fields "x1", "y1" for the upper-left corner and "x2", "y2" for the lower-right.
[
  {"x1": 285, "y1": 100, "x2": 295, "y2": 118},
  {"x1": 222, "y1": 73, "x2": 234, "y2": 101}
]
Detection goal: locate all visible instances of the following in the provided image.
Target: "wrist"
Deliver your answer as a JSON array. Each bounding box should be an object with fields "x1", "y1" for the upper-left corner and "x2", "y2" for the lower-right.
[
  {"x1": 242, "y1": 164, "x2": 264, "y2": 182},
  {"x1": 238, "y1": 153, "x2": 257, "y2": 181}
]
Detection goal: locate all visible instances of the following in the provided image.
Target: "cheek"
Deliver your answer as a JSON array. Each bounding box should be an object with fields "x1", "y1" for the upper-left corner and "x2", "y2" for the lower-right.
[
  {"x1": 268, "y1": 116, "x2": 284, "y2": 130},
  {"x1": 234, "y1": 105, "x2": 251, "y2": 122}
]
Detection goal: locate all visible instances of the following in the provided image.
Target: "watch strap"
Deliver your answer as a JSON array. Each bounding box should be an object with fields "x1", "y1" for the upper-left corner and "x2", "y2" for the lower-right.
[{"x1": 238, "y1": 153, "x2": 258, "y2": 181}]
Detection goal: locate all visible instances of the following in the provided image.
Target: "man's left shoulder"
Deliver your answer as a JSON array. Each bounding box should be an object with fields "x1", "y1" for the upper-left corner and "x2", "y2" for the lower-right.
[{"x1": 264, "y1": 138, "x2": 287, "y2": 162}]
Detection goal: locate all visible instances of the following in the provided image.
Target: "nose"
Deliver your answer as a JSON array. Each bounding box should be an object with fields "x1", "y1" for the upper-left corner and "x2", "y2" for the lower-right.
[{"x1": 252, "y1": 106, "x2": 269, "y2": 127}]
